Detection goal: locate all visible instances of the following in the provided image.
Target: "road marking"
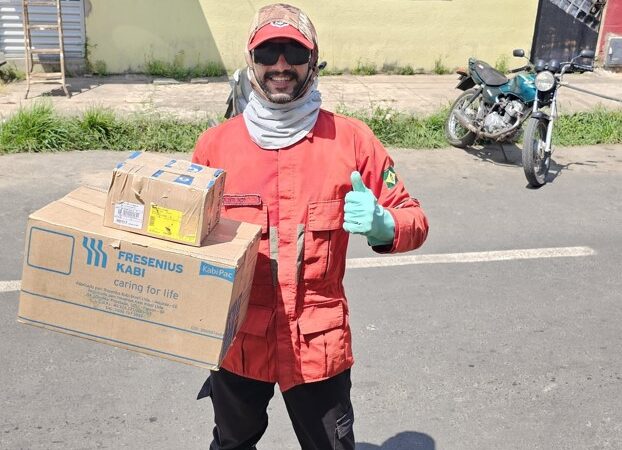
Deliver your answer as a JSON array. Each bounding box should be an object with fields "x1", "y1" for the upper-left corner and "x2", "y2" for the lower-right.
[
  {"x1": 0, "y1": 247, "x2": 596, "y2": 292},
  {"x1": 346, "y1": 246, "x2": 596, "y2": 269},
  {"x1": 0, "y1": 280, "x2": 21, "y2": 293}
]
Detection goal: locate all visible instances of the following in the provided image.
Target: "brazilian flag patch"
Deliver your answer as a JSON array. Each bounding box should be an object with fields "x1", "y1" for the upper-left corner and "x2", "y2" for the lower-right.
[{"x1": 383, "y1": 166, "x2": 398, "y2": 189}]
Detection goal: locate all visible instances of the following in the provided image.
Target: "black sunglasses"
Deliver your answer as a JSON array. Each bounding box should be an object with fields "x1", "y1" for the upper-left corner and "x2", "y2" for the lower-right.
[{"x1": 252, "y1": 41, "x2": 311, "y2": 66}]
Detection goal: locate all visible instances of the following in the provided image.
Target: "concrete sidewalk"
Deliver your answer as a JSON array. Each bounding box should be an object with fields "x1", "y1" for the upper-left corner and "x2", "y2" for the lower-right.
[{"x1": 1, "y1": 70, "x2": 621, "y2": 121}]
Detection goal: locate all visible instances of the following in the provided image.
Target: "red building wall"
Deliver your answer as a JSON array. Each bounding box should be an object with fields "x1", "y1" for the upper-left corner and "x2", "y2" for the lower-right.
[{"x1": 599, "y1": 0, "x2": 622, "y2": 55}]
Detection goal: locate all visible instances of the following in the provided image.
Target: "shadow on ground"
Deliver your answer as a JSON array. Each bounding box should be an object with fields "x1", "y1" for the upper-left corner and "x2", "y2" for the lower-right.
[
  {"x1": 21, "y1": 74, "x2": 230, "y2": 100},
  {"x1": 357, "y1": 431, "x2": 435, "y2": 450},
  {"x1": 30, "y1": 76, "x2": 145, "y2": 99},
  {"x1": 464, "y1": 142, "x2": 522, "y2": 166},
  {"x1": 462, "y1": 142, "x2": 567, "y2": 187}
]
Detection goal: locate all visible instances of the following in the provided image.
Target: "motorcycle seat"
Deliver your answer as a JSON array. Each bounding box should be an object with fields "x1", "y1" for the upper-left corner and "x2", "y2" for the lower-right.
[{"x1": 472, "y1": 60, "x2": 508, "y2": 86}]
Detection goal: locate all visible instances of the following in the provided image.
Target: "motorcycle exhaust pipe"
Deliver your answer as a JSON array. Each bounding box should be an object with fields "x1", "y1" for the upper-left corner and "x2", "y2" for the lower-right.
[
  {"x1": 453, "y1": 109, "x2": 528, "y2": 140},
  {"x1": 453, "y1": 110, "x2": 480, "y2": 134}
]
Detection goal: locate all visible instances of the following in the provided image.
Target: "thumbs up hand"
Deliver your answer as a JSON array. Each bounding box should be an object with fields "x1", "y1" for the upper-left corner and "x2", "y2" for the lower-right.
[
  {"x1": 350, "y1": 170, "x2": 369, "y2": 194},
  {"x1": 343, "y1": 171, "x2": 376, "y2": 235},
  {"x1": 343, "y1": 171, "x2": 395, "y2": 246}
]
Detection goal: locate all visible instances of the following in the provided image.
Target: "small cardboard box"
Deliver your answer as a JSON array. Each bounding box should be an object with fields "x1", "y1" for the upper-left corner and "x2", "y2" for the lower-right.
[
  {"x1": 103, "y1": 151, "x2": 226, "y2": 246},
  {"x1": 18, "y1": 186, "x2": 261, "y2": 369}
]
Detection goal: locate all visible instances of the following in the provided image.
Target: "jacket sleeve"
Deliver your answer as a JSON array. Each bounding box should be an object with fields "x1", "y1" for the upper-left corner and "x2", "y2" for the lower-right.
[
  {"x1": 191, "y1": 130, "x2": 211, "y2": 166},
  {"x1": 354, "y1": 121, "x2": 429, "y2": 254}
]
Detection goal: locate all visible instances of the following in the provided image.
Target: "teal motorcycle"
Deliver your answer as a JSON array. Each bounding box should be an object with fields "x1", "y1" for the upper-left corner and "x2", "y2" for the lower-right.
[{"x1": 445, "y1": 49, "x2": 595, "y2": 187}]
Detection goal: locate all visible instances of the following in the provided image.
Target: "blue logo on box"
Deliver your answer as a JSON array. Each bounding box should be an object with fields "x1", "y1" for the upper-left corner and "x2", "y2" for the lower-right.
[
  {"x1": 199, "y1": 262, "x2": 235, "y2": 282},
  {"x1": 165, "y1": 159, "x2": 177, "y2": 168},
  {"x1": 174, "y1": 175, "x2": 194, "y2": 185},
  {"x1": 151, "y1": 169, "x2": 164, "y2": 178},
  {"x1": 188, "y1": 164, "x2": 203, "y2": 173},
  {"x1": 82, "y1": 237, "x2": 108, "y2": 268}
]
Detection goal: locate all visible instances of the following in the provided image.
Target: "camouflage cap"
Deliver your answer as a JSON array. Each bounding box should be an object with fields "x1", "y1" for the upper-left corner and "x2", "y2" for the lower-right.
[{"x1": 247, "y1": 3, "x2": 317, "y2": 50}]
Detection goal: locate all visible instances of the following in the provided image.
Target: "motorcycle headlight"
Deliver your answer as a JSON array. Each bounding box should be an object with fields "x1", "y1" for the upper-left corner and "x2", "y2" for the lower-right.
[{"x1": 535, "y1": 71, "x2": 556, "y2": 92}]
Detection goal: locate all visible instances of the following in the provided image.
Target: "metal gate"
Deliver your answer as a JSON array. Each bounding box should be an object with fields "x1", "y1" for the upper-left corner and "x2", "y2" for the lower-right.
[
  {"x1": 0, "y1": 0, "x2": 85, "y2": 61},
  {"x1": 531, "y1": 0, "x2": 607, "y2": 62}
]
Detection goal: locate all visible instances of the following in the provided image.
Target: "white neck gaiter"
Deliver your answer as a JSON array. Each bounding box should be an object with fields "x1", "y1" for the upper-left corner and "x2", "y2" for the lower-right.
[{"x1": 242, "y1": 81, "x2": 322, "y2": 150}]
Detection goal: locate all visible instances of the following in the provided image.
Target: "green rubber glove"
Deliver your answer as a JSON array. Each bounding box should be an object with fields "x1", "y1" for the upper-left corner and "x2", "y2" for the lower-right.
[{"x1": 343, "y1": 171, "x2": 395, "y2": 246}]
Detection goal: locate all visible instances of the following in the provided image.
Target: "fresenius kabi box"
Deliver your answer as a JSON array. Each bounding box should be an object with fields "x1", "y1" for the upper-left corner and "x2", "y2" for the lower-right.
[{"x1": 18, "y1": 186, "x2": 261, "y2": 369}]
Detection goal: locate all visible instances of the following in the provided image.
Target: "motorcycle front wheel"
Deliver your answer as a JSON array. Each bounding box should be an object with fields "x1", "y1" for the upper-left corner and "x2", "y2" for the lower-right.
[
  {"x1": 445, "y1": 88, "x2": 479, "y2": 148},
  {"x1": 522, "y1": 117, "x2": 551, "y2": 187}
]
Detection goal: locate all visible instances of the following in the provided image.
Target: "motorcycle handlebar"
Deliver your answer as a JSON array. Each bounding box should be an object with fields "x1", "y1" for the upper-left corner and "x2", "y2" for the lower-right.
[
  {"x1": 558, "y1": 61, "x2": 594, "y2": 76},
  {"x1": 509, "y1": 65, "x2": 530, "y2": 73},
  {"x1": 572, "y1": 63, "x2": 594, "y2": 72}
]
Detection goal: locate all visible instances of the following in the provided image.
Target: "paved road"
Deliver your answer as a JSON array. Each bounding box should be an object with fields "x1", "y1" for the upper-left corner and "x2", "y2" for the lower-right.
[{"x1": 1, "y1": 145, "x2": 621, "y2": 449}]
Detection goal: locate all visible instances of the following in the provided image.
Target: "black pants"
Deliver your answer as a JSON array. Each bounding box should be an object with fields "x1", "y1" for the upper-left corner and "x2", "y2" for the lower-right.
[{"x1": 197, "y1": 368, "x2": 355, "y2": 450}]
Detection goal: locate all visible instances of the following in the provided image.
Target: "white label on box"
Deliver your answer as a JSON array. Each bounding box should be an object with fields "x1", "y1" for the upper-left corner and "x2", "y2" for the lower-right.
[{"x1": 113, "y1": 202, "x2": 144, "y2": 229}]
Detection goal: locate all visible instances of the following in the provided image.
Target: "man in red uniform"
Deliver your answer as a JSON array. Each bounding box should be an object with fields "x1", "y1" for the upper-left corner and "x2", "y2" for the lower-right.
[{"x1": 193, "y1": 4, "x2": 428, "y2": 449}]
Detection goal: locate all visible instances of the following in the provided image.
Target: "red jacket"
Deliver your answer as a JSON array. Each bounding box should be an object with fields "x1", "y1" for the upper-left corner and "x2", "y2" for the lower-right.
[{"x1": 193, "y1": 110, "x2": 428, "y2": 391}]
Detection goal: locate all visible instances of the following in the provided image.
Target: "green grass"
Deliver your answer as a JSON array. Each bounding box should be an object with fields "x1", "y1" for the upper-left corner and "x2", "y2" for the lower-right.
[
  {"x1": 494, "y1": 55, "x2": 510, "y2": 74},
  {"x1": 341, "y1": 107, "x2": 622, "y2": 148},
  {"x1": 319, "y1": 66, "x2": 345, "y2": 76},
  {"x1": 0, "y1": 103, "x2": 71, "y2": 151},
  {"x1": 90, "y1": 60, "x2": 108, "y2": 76},
  {"x1": 339, "y1": 106, "x2": 449, "y2": 148},
  {"x1": 433, "y1": 57, "x2": 452, "y2": 75},
  {"x1": 381, "y1": 64, "x2": 419, "y2": 75},
  {"x1": 553, "y1": 109, "x2": 622, "y2": 146},
  {"x1": 145, "y1": 51, "x2": 226, "y2": 80},
  {"x1": 1, "y1": 104, "x2": 621, "y2": 153},
  {"x1": 351, "y1": 60, "x2": 377, "y2": 76},
  {"x1": 321, "y1": 63, "x2": 423, "y2": 76},
  {"x1": 0, "y1": 64, "x2": 26, "y2": 83},
  {"x1": 0, "y1": 103, "x2": 213, "y2": 153}
]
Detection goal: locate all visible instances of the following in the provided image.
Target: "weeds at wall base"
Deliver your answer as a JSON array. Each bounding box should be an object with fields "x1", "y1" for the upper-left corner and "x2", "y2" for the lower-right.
[
  {"x1": 144, "y1": 51, "x2": 226, "y2": 81},
  {"x1": 0, "y1": 64, "x2": 26, "y2": 83}
]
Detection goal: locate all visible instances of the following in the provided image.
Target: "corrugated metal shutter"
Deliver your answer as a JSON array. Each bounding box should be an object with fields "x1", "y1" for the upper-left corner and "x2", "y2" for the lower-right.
[
  {"x1": 531, "y1": 0, "x2": 602, "y2": 62},
  {"x1": 0, "y1": 0, "x2": 85, "y2": 60}
]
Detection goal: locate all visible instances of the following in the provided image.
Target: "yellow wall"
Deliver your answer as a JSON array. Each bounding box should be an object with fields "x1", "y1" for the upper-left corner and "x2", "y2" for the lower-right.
[{"x1": 86, "y1": 0, "x2": 538, "y2": 74}]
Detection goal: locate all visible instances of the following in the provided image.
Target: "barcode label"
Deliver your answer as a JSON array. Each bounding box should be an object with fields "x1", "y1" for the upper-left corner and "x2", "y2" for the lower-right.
[{"x1": 113, "y1": 202, "x2": 145, "y2": 229}]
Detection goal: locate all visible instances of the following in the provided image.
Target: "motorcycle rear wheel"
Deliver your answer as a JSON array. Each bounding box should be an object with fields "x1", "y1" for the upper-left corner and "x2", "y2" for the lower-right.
[
  {"x1": 522, "y1": 117, "x2": 551, "y2": 188},
  {"x1": 445, "y1": 88, "x2": 479, "y2": 148}
]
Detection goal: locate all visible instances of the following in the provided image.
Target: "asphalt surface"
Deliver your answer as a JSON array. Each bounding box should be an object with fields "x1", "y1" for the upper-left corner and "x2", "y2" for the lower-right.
[{"x1": 1, "y1": 144, "x2": 621, "y2": 450}]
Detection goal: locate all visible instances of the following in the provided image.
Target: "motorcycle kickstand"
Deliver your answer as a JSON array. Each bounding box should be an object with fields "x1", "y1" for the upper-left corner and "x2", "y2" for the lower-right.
[{"x1": 498, "y1": 143, "x2": 510, "y2": 163}]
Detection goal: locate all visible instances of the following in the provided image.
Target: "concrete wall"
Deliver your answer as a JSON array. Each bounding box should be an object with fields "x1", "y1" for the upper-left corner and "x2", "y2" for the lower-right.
[{"x1": 85, "y1": 0, "x2": 539, "y2": 74}]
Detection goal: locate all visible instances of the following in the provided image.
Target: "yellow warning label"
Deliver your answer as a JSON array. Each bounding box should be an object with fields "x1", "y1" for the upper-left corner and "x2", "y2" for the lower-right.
[{"x1": 148, "y1": 205, "x2": 196, "y2": 243}]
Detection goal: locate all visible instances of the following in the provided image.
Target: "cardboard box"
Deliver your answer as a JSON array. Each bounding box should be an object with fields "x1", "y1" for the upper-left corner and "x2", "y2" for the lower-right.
[
  {"x1": 18, "y1": 186, "x2": 261, "y2": 369},
  {"x1": 103, "y1": 151, "x2": 226, "y2": 246}
]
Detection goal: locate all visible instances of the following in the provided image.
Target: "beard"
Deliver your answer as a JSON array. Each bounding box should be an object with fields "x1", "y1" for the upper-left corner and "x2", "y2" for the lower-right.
[{"x1": 259, "y1": 70, "x2": 305, "y2": 104}]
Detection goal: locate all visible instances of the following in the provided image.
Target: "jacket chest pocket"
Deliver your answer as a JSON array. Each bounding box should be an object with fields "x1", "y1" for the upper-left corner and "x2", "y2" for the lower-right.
[
  {"x1": 302, "y1": 199, "x2": 345, "y2": 281},
  {"x1": 221, "y1": 199, "x2": 268, "y2": 235}
]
